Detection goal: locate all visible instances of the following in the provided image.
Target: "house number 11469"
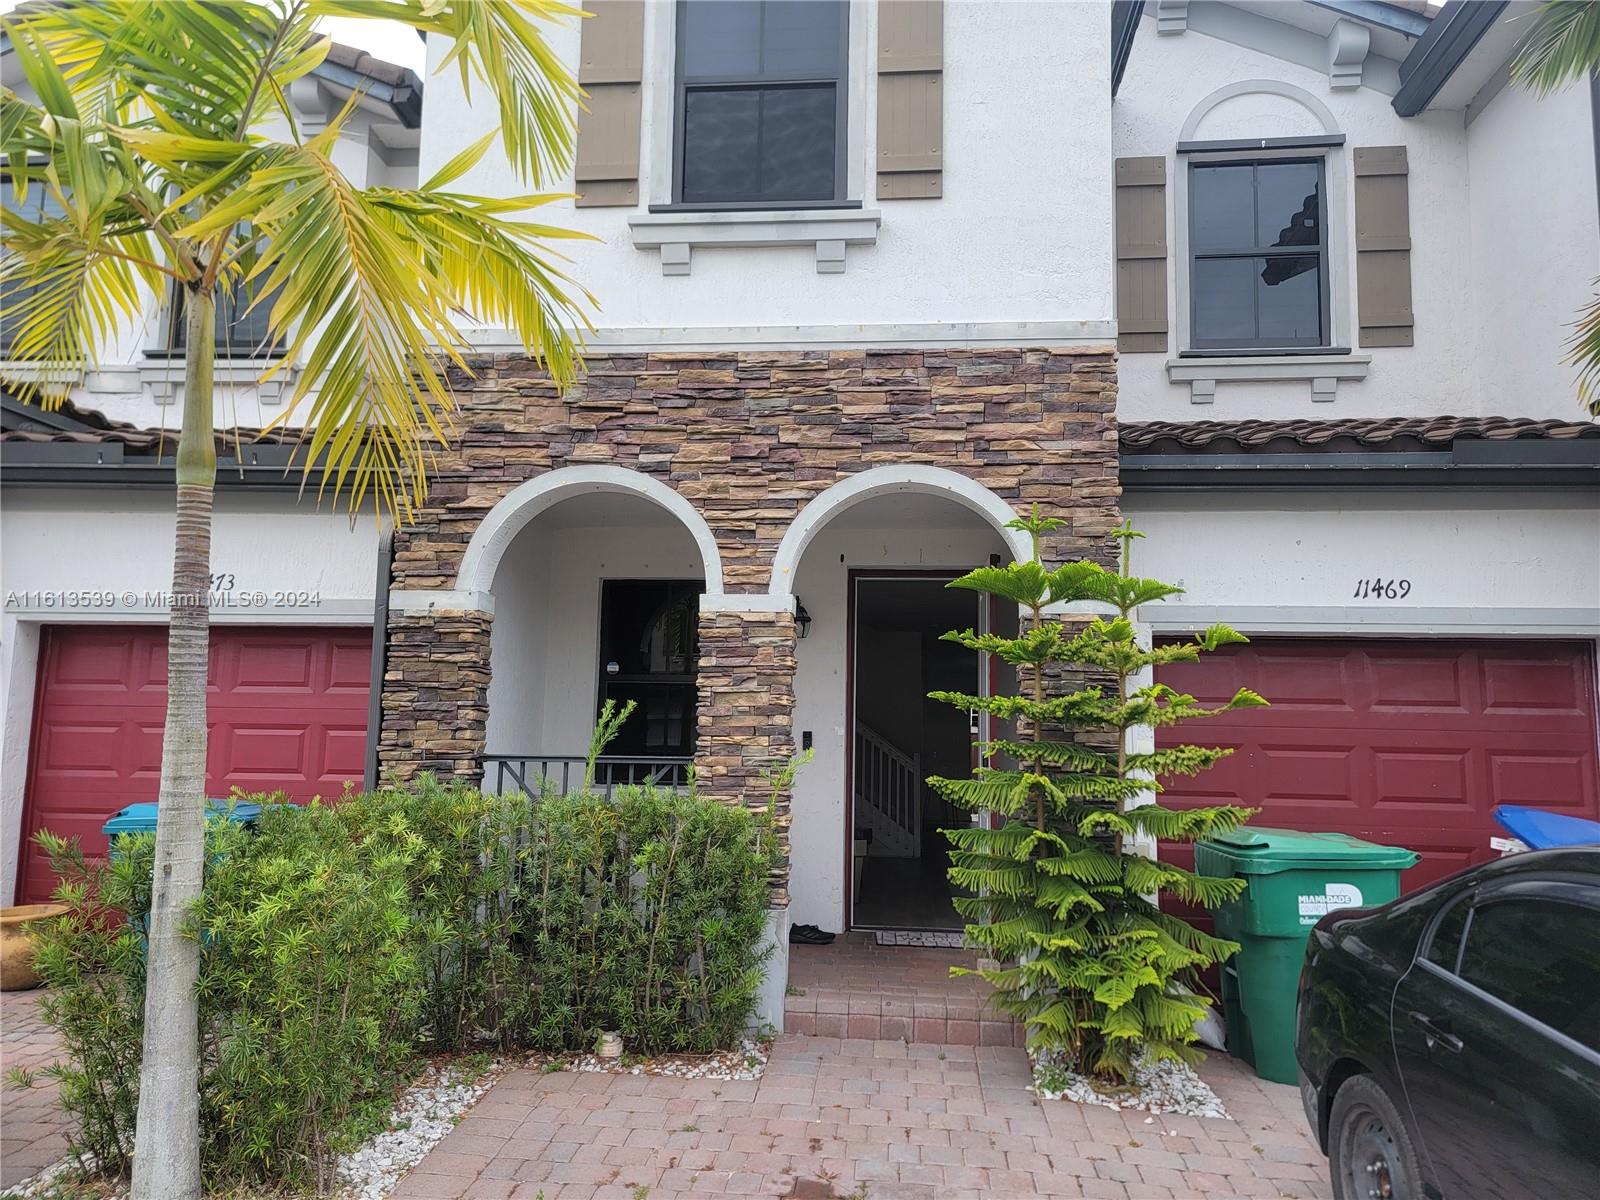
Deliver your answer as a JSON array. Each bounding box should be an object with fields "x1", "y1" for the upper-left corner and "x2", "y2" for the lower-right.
[{"x1": 1352, "y1": 578, "x2": 1411, "y2": 599}]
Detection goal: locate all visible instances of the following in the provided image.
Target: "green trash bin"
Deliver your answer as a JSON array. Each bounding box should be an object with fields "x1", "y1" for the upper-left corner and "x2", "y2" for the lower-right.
[{"x1": 1194, "y1": 827, "x2": 1418, "y2": 1085}]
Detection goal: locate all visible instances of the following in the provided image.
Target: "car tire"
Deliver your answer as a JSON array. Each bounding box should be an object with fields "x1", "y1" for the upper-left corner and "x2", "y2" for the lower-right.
[{"x1": 1328, "y1": 1074, "x2": 1426, "y2": 1200}]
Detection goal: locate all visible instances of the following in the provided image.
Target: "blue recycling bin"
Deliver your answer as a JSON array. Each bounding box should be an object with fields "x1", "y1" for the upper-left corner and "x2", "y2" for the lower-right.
[
  {"x1": 1492, "y1": 805, "x2": 1600, "y2": 850},
  {"x1": 102, "y1": 799, "x2": 263, "y2": 848}
]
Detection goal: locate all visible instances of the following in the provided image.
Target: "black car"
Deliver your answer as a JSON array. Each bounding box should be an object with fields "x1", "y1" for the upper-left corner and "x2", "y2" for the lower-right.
[{"x1": 1295, "y1": 847, "x2": 1600, "y2": 1200}]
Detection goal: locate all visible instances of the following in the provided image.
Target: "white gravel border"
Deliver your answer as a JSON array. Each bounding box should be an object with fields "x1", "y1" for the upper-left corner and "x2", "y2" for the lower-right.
[{"x1": 1032, "y1": 1050, "x2": 1230, "y2": 1118}]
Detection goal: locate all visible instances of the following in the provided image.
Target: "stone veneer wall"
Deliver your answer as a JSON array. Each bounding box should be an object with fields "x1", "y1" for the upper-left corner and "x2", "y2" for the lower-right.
[
  {"x1": 379, "y1": 347, "x2": 1120, "y2": 897},
  {"x1": 697, "y1": 609, "x2": 798, "y2": 902}
]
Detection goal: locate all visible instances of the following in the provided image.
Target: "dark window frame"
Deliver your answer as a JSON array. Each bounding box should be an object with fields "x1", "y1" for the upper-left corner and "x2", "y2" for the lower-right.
[
  {"x1": 1187, "y1": 155, "x2": 1331, "y2": 352},
  {"x1": 154, "y1": 266, "x2": 283, "y2": 361},
  {"x1": 671, "y1": 0, "x2": 850, "y2": 210},
  {"x1": 1, "y1": 175, "x2": 66, "y2": 358}
]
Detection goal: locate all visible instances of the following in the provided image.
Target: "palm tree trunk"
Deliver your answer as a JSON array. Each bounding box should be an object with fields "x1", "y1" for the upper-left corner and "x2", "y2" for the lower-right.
[{"x1": 131, "y1": 291, "x2": 215, "y2": 1200}]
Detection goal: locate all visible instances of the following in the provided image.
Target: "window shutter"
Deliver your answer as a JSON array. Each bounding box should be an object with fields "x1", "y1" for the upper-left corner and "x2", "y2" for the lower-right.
[
  {"x1": 1354, "y1": 146, "x2": 1414, "y2": 347},
  {"x1": 877, "y1": 0, "x2": 943, "y2": 199},
  {"x1": 574, "y1": 0, "x2": 644, "y2": 208},
  {"x1": 1115, "y1": 156, "x2": 1167, "y2": 354}
]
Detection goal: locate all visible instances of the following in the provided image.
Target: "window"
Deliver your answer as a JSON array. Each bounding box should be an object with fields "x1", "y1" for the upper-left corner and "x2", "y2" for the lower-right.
[
  {"x1": 1456, "y1": 897, "x2": 1600, "y2": 1052},
  {"x1": 674, "y1": 0, "x2": 847, "y2": 207},
  {"x1": 1, "y1": 179, "x2": 66, "y2": 357},
  {"x1": 164, "y1": 267, "x2": 280, "y2": 358},
  {"x1": 1423, "y1": 897, "x2": 1470, "y2": 973},
  {"x1": 1189, "y1": 158, "x2": 1328, "y2": 351},
  {"x1": 597, "y1": 579, "x2": 702, "y2": 758}
]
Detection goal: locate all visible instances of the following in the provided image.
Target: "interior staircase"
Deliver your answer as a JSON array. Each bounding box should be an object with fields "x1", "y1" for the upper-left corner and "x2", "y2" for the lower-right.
[{"x1": 854, "y1": 723, "x2": 921, "y2": 857}]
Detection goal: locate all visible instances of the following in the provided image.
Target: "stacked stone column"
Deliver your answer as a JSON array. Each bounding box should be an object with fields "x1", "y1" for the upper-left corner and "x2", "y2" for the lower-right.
[
  {"x1": 376, "y1": 609, "x2": 494, "y2": 785},
  {"x1": 693, "y1": 608, "x2": 798, "y2": 904}
]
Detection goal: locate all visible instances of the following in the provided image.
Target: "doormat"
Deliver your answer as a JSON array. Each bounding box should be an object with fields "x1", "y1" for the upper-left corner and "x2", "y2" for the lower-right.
[{"x1": 875, "y1": 930, "x2": 966, "y2": 948}]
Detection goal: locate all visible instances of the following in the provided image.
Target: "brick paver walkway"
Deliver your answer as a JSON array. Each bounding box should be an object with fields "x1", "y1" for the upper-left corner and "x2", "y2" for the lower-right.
[
  {"x1": 0, "y1": 989, "x2": 73, "y2": 1191},
  {"x1": 786, "y1": 935, "x2": 1022, "y2": 1046},
  {"x1": 396, "y1": 1035, "x2": 1332, "y2": 1200}
]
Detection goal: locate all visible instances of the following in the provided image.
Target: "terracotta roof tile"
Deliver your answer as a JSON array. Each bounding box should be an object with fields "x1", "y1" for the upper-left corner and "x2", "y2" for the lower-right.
[
  {"x1": 1, "y1": 398, "x2": 299, "y2": 455},
  {"x1": 1119, "y1": 415, "x2": 1600, "y2": 452}
]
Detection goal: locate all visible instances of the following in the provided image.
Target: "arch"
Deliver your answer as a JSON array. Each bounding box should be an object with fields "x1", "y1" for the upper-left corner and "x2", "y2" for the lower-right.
[
  {"x1": 457, "y1": 465, "x2": 726, "y2": 597},
  {"x1": 766, "y1": 465, "x2": 1030, "y2": 596},
  {"x1": 1179, "y1": 78, "x2": 1341, "y2": 143}
]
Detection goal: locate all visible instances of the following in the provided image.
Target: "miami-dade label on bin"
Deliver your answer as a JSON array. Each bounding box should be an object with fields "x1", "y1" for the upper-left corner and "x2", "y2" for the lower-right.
[{"x1": 1297, "y1": 882, "x2": 1363, "y2": 925}]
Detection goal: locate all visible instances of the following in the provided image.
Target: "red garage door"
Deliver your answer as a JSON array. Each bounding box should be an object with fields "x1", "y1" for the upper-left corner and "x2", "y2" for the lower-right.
[
  {"x1": 18, "y1": 625, "x2": 371, "y2": 904},
  {"x1": 1159, "y1": 639, "x2": 1600, "y2": 894}
]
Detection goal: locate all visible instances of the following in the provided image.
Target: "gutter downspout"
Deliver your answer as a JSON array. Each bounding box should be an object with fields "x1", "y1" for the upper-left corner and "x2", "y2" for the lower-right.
[{"x1": 363, "y1": 520, "x2": 394, "y2": 792}]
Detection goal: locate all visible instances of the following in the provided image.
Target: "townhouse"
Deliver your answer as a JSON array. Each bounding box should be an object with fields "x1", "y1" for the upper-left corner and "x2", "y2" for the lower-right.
[{"x1": 3, "y1": 2, "x2": 1596, "y2": 1028}]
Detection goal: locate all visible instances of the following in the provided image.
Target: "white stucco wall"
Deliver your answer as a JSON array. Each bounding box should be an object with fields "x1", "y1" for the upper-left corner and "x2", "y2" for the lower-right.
[
  {"x1": 0, "y1": 488, "x2": 381, "y2": 904},
  {"x1": 788, "y1": 515, "x2": 1008, "y2": 934},
  {"x1": 1466, "y1": 77, "x2": 1599, "y2": 418},
  {"x1": 1113, "y1": 18, "x2": 1485, "y2": 420},
  {"x1": 417, "y1": 0, "x2": 1115, "y2": 342},
  {"x1": 1122, "y1": 488, "x2": 1600, "y2": 636},
  {"x1": 484, "y1": 504, "x2": 706, "y2": 758}
]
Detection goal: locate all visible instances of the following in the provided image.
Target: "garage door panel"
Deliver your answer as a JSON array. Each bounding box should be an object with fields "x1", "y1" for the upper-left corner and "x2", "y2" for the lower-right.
[
  {"x1": 327, "y1": 642, "x2": 373, "y2": 691},
  {"x1": 1245, "y1": 652, "x2": 1358, "y2": 710},
  {"x1": 1486, "y1": 751, "x2": 1597, "y2": 809},
  {"x1": 35, "y1": 722, "x2": 128, "y2": 776},
  {"x1": 20, "y1": 626, "x2": 371, "y2": 904},
  {"x1": 1368, "y1": 653, "x2": 1469, "y2": 713},
  {"x1": 321, "y1": 726, "x2": 369, "y2": 778},
  {"x1": 1372, "y1": 748, "x2": 1470, "y2": 807},
  {"x1": 228, "y1": 639, "x2": 318, "y2": 691},
  {"x1": 1256, "y1": 745, "x2": 1358, "y2": 805},
  {"x1": 50, "y1": 635, "x2": 137, "y2": 690},
  {"x1": 1480, "y1": 654, "x2": 1591, "y2": 715},
  {"x1": 1158, "y1": 639, "x2": 1599, "y2": 901}
]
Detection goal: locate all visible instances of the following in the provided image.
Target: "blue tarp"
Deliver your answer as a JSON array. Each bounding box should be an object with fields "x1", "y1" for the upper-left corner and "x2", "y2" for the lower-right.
[{"x1": 1492, "y1": 804, "x2": 1600, "y2": 850}]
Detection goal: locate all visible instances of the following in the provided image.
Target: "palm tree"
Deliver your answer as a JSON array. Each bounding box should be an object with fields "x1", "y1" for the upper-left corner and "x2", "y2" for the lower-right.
[
  {"x1": 1512, "y1": 0, "x2": 1600, "y2": 416},
  {"x1": 0, "y1": 3, "x2": 591, "y2": 1196}
]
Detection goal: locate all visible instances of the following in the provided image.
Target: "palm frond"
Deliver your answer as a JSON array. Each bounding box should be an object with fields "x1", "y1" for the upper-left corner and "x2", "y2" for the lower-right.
[{"x1": 1511, "y1": 1, "x2": 1600, "y2": 97}]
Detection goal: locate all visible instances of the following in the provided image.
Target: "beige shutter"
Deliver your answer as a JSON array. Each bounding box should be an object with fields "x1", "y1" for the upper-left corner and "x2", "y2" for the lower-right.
[
  {"x1": 1115, "y1": 156, "x2": 1168, "y2": 354},
  {"x1": 877, "y1": 0, "x2": 943, "y2": 199},
  {"x1": 574, "y1": 0, "x2": 644, "y2": 208},
  {"x1": 1353, "y1": 146, "x2": 1414, "y2": 347}
]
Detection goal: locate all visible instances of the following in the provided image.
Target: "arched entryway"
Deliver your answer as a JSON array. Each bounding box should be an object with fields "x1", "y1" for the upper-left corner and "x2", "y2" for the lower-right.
[
  {"x1": 770, "y1": 467, "x2": 1025, "y2": 937},
  {"x1": 459, "y1": 467, "x2": 723, "y2": 795}
]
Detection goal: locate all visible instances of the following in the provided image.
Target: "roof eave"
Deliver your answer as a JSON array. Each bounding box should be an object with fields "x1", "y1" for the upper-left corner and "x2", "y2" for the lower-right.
[{"x1": 1392, "y1": 0, "x2": 1508, "y2": 116}]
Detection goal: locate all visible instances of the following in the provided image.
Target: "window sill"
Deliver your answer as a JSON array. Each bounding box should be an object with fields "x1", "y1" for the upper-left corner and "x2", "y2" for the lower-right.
[
  {"x1": 628, "y1": 207, "x2": 882, "y2": 276},
  {"x1": 1166, "y1": 352, "x2": 1371, "y2": 404}
]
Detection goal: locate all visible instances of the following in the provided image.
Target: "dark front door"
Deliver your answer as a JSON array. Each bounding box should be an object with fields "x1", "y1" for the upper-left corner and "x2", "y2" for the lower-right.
[
  {"x1": 1391, "y1": 885, "x2": 1600, "y2": 1200},
  {"x1": 597, "y1": 579, "x2": 701, "y2": 759}
]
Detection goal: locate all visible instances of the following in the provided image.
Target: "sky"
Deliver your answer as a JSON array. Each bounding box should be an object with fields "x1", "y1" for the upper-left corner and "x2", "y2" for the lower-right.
[{"x1": 0, "y1": 3, "x2": 430, "y2": 75}]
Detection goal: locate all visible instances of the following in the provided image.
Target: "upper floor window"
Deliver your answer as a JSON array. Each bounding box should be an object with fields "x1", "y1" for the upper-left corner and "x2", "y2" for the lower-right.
[
  {"x1": 164, "y1": 279, "x2": 279, "y2": 358},
  {"x1": 1189, "y1": 158, "x2": 1327, "y2": 351},
  {"x1": 1, "y1": 179, "x2": 66, "y2": 358},
  {"x1": 674, "y1": 0, "x2": 848, "y2": 207}
]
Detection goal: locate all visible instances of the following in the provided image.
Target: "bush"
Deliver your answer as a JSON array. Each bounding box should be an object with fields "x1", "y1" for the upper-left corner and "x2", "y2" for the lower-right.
[
  {"x1": 30, "y1": 808, "x2": 427, "y2": 1191},
  {"x1": 515, "y1": 786, "x2": 776, "y2": 1054},
  {"x1": 27, "y1": 777, "x2": 776, "y2": 1191},
  {"x1": 928, "y1": 514, "x2": 1261, "y2": 1081}
]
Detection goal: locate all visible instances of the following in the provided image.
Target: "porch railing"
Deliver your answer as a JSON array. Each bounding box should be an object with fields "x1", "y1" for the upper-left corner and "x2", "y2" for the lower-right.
[
  {"x1": 481, "y1": 754, "x2": 693, "y2": 798},
  {"x1": 855, "y1": 724, "x2": 922, "y2": 858}
]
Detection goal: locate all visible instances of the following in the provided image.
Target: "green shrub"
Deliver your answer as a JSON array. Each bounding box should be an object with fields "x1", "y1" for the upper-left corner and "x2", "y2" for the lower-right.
[
  {"x1": 929, "y1": 514, "x2": 1262, "y2": 1081},
  {"x1": 197, "y1": 806, "x2": 428, "y2": 1189},
  {"x1": 515, "y1": 786, "x2": 776, "y2": 1054},
  {"x1": 27, "y1": 773, "x2": 775, "y2": 1192},
  {"x1": 27, "y1": 831, "x2": 153, "y2": 1177},
  {"x1": 327, "y1": 778, "x2": 532, "y2": 1050},
  {"x1": 30, "y1": 808, "x2": 429, "y2": 1192}
]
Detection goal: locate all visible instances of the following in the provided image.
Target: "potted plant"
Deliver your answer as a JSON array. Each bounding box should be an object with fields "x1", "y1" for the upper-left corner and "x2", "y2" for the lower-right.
[{"x1": 0, "y1": 903, "x2": 70, "y2": 990}]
